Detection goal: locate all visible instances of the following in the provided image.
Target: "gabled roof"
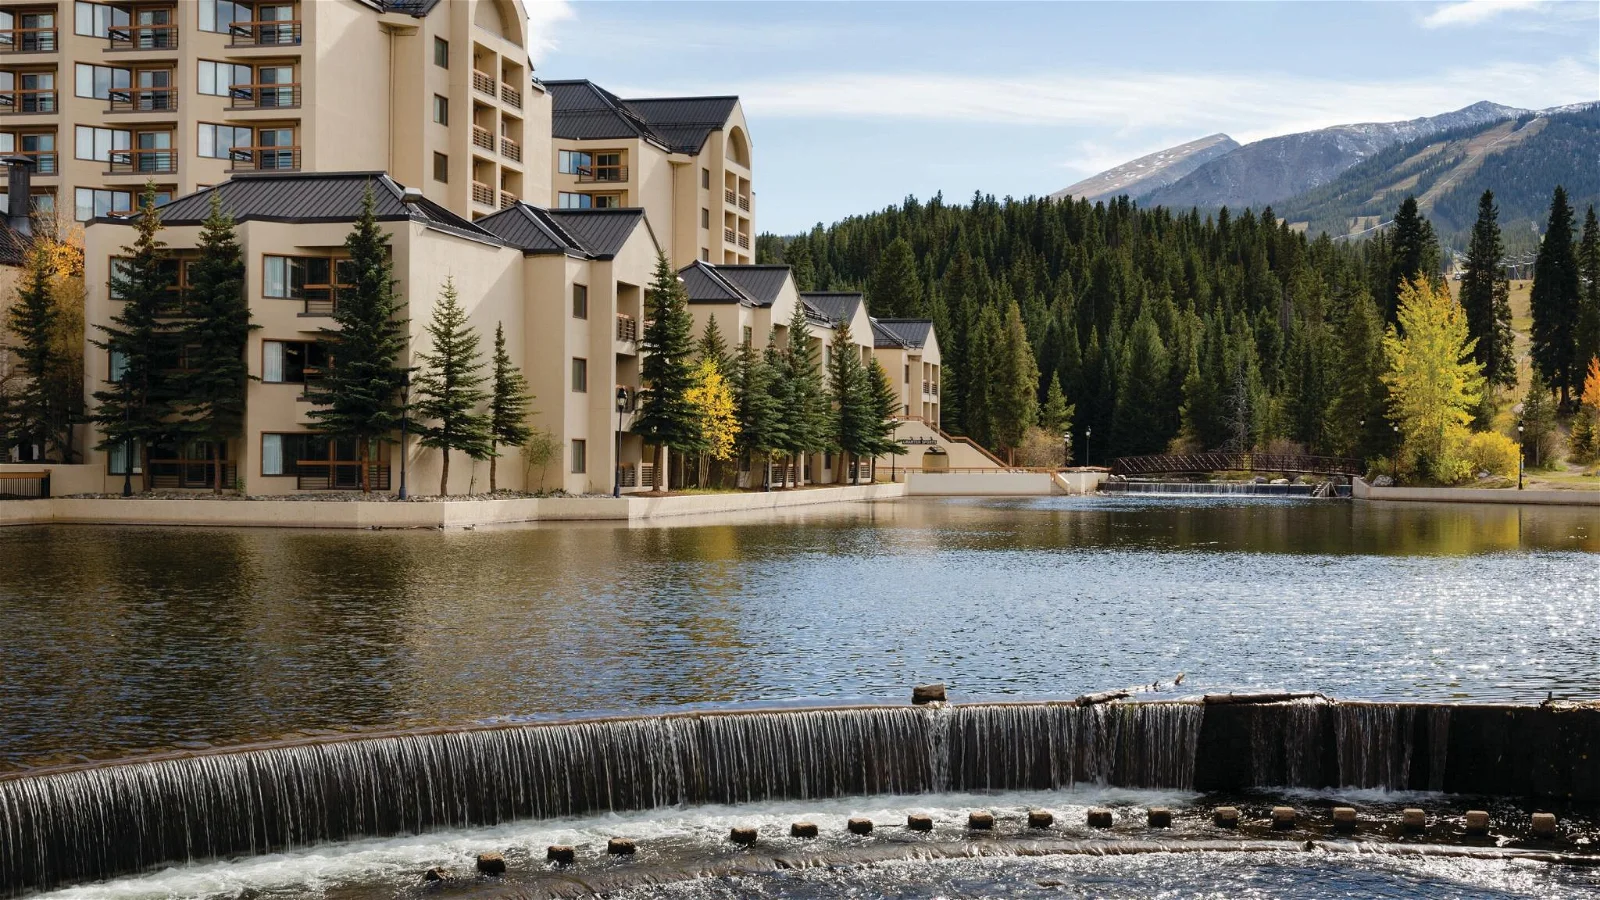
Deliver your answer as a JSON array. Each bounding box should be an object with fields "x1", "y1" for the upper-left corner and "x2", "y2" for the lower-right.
[
  {"x1": 679, "y1": 260, "x2": 757, "y2": 306},
  {"x1": 799, "y1": 291, "x2": 864, "y2": 328},
  {"x1": 113, "y1": 172, "x2": 499, "y2": 245},
  {"x1": 0, "y1": 219, "x2": 31, "y2": 267},
  {"x1": 477, "y1": 204, "x2": 650, "y2": 260},
  {"x1": 711, "y1": 265, "x2": 791, "y2": 307},
  {"x1": 873, "y1": 318, "x2": 934, "y2": 349},
  {"x1": 547, "y1": 80, "x2": 739, "y2": 155}
]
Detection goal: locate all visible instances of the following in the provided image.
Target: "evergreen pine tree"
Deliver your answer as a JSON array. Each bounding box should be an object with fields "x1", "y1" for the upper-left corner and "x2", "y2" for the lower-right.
[
  {"x1": 1329, "y1": 290, "x2": 1388, "y2": 459},
  {"x1": 763, "y1": 339, "x2": 796, "y2": 487},
  {"x1": 487, "y1": 321, "x2": 533, "y2": 492},
  {"x1": 1385, "y1": 195, "x2": 1439, "y2": 320},
  {"x1": 731, "y1": 338, "x2": 783, "y2": 488},
  {"x1": 5, "y1": 246, "x2": 67, "y2": 460},
  {"x1": 862, "y1": 358, "x2": 904, "y2": 472},
  {"x1": 1529, "y1": 186, "x2": 1582, "y2": 407},
  {"x1": 1038, "y1": 372, "x2": 1074, "y2": 435},
  {"x1": 1520, "y1": 374, "x2": 1557, "y2": 468},
  {"x1": 1110, "y1": 310, "x2": 1170, "y2": 456},
  {"x1": 989, "y1": 298, "x2": 1040, "y2": 458},
  {"x1": 1459, "y1": 190, "x2": 1514, "y2": 386},
  {"x1": 865, "y1": 237, "x2": 923, "y2": 318},
  {"x1": 92, "y1": 184, "x2": 176, "y2": 490},
  {"x1": 781, "y1": 301, "x2": 828, "y2": 481},
  {"x1": 634, "y1": 252, "x2": 700, "y2": 490},
  {"x1": 1576, "y1": 205, "x2": 1600, "y2": 375},
  {"x1": 413, "y1": 278, "x2": 492, "y2": 496},
  {"x1": 826, "y1": 318, "x2": 872, "y2": 482},
  {"x1": 785, "y1": 239, "x2": 816, "y2": 292},
  {"x1": 962, "y1": 306, "x2": 998, "y2": 447},
  {"x1": 696, "y1": 314, "x2": 732, "y2": 374},
  {"x1": 1286, "y1": 318, "x2": 1334, "y2": 453},
  {"x1": 175, "y1": 193, "x2": 254, "y2": 491},
  {"x1": 304, "y1": 184, "x2": 410, "y2": 492}
]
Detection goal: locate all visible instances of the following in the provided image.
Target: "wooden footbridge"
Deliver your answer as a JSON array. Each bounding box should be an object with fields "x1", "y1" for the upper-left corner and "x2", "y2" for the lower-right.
[{"x1": 1110, "y1": 452, "x2": 1365, "y2": 478}]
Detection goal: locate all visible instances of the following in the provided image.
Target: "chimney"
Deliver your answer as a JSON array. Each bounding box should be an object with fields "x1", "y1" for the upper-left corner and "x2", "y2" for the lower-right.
[{"x1": 3, "y1": 156, "x2": 33, "y2": 236}]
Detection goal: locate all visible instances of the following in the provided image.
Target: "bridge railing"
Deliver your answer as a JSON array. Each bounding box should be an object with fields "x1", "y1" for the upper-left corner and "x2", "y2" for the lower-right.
[{"x1": 1110, "y1": 452, "x2": 1364, "y2": 477}]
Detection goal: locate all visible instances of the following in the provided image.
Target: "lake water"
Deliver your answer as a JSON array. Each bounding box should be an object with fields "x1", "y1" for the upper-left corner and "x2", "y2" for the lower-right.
[{"x1": 1, "y1": 496, "x2": 1595, "y2": 773}]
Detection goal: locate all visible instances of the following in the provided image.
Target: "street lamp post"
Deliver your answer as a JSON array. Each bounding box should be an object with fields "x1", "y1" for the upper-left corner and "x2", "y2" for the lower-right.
[
  {"x1": 1517, "y1": 422, "x2": 1525, "y2": 490},
  {"x1": 398, "y1": 371, "x2": 410, "y2": 500},
  {"x1": 1391, "y1": 424, "x2": 1399, "y2": 482},
  {"x1": 614, "y1": 386, "x2": 629, "y2": 498},
  {"x1": 120, "y1": 368, "x2": 133, "y2": 497},
  {"x1": 1063, "y1": 431, "x2": 1072, "y2": 469},
  {"x1": 1085, "y1": 425, "x2": 1092, "y2": 468}
]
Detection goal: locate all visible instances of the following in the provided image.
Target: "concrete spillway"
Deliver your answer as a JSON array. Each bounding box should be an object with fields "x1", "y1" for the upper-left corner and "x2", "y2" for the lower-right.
[{"x1": 0, "y1": 698, "x2": 1594, "y2": 896}]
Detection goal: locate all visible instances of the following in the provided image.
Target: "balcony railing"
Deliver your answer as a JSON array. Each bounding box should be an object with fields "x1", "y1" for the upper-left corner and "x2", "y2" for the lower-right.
[
  {"x1": 500, "y1": 136, "x2": 520, "y2": 162},
  {"x1": 0, "y1": 88, "x2": 55, "y2": 114},
  {"x1": 739, "y1": 194, "x2": 750, "y2": 212},
  {"x1": 471, "y1": 69, "x2": 494, "y2": 96},
  {"x1": 615, "y1": 314, "x2": 637, "y2": 342},
  {"x1": 738, "y1": 233, "x2": 750, "y2": 249},
  {"x1": 228, "y1": 20, "x2": 301, "y2": 47},
  {"x1": 228, "y1": 145, "x2": 300, "y2": 171},
  {"x1": 724, "y1": 188, "x2": 750, "y2": 211},
  {"x1": 499, "y1": 190, "x2": 516, "y2": 210},
  {"x1": 724, "y1": 188, "x2": 735, "y2": 204},
  {"x1": 577, "y1": 165, "x2": 626, "y2": 183},
  {"x1": 470, "y1": 180, "x2": 494, "y2": 206},
  {"x1": 107, "y1": 87, "x2": 178, "y2": 113},
  {"x1": 1, "y1": 149, "x2": 55, "y2": 174},
  {"x1": 471, "y1": 125, "x2": 493, "y2": 151},
  {"x1": 0, "y1": 27, "x2": 56, "y2": 53},
  {"x1": 106, "y1": 22, "x2": 178, "y2": 51},
  {"x1": 301, "y1": 294, "x2": 335, "y2": 316},
  {"x1": 723, "y1": 227, "x2": 735, "y2": 244},
  {"x1": 149, "y1": 459, "x2": 236, "y2": 490},
  {"x1": 500, "y1": 82, "x2": 521, "y2": 108},
  {"x1": 228, "y1": 82, "x2": 300, "y2": 110},
  {"x1": 295, "y1": 462, "x2": 390, "y2": 492},
  {"x1": 107, "y1": 148, "x2": 177, "y2": 174}
]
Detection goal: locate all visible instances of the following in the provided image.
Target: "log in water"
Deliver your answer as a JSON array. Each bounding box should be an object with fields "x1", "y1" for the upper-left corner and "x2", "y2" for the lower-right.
[{"x1": 0, "y1": 699, "x2": 1594, "y2": 897}]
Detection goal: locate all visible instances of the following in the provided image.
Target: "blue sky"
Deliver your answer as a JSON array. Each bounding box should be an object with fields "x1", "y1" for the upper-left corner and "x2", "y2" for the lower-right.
[{"x1": 532, "y1": 1, "x2": 1599, "y2": 235}]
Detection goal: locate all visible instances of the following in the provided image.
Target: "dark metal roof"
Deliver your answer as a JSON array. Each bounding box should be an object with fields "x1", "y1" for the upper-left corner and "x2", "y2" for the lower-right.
[
  {"x1": 0, "y1": 219, "x2": 31, "y2": 267},
  {"x1": 478, "y1": 204, "x2": 649, "y2": 260},
  {"x1": 714, "y1": 265, "x2": 790, "y2": 307},
  {"x1": 113, "y1": 172, "x2": 499, "y2": 245},
  {"x1": 800, "y1": 291, "x2": 863, "y2": 327},
  {"x1": 874, "y1": 318, "x2": 934, "y2": 349},
  {"x1": 547, "y1": 80, "x2": 739, "y2": 155},
  {"x1": 679, "y1": 260, "x2": 755, "y2": 305}
]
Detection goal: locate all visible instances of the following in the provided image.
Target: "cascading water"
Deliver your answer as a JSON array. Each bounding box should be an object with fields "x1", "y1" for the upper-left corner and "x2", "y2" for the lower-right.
[{"x1": 1099, "y1": 481, "x2": 1317, "y2": 496}]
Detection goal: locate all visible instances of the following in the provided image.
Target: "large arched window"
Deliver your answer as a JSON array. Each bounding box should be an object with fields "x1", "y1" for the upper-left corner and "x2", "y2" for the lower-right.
[{"x1": 726, "y1": 127, "x2": 750, "y2": 167}]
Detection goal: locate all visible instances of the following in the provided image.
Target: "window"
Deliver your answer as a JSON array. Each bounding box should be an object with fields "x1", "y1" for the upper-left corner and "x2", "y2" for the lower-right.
[
  {"x1": 592, "y1": 194, "x2": 621, "y2": 209},
  {"x1": 701, "y1": 208, "x2": 709, "y2": 229},
  {"x1": 433, "y1": 36, "x2": 449, "y2": 68},
  {"x1": 701, "y1": 248, "x2": 709, "y2": 262},
  {"x1": 197, "y1": 60, "x2": 250, "y2": 97},
  {"x1": 197, "y1": 0, "x2": 247, "y2": 34},
  {"x1": 109, "y1": 255, "x2": 183, "y2": 298},
  {"x1": 75, "y1": 2, "x2": 128, "y2": 38},
  {"x1": 432, "y1": 152, "x2": 448, "y2": 183},
  {"x1": 557, "y1": 192, "x2": 591, "y2": 209},
  {"x1": 75, "y1": 188, "x2": 134, "y2": 221},
  {"x1": 197, "y1": 123, "x2": 252, "y2": 159},
  {"x1": 107, "y1": 437, "x2": 143, "y2": 475},
  {"x1": 262, "y1": 340, "x2": 329, "y2": 384},
  {"x1": 261, "y1": 433, "x2": 364, "y2": 477},
  {"x1": 742, "y1": 326, "x2": 752, "y2": 346},
  {"x1": 109, "y1": 348, "x2": 128, "y2": 382},
  {"x1": 571, "y1": 357, "x2": 587, "y2": 393},
  {"x1": 572, "y1": 284, "x2": 588, "y2": 319},
  {"x1": 263, "y1": 255, "x2": 354, "y2": 302},
  {"x1": 701, "y1": 167, "x2": 710, "y2": 189},
  {"x1": 557, "y1": 150, "x2": 591, "y2": 175},
  {"x1": 432, "y1": 94, "x2": 448, "y2": 125},
  {"x1": 571, "y1": 439, "x2": 586, "y2": 474},
  {"x1": 75, "y1": 63, "x2": 130, "y2": 100},
  {"x1": 905, "y1": 364, "x2": 910, "y2": 383},
  {"x1": 75, "y1": 126, "x2": 130, "y2": 162}
]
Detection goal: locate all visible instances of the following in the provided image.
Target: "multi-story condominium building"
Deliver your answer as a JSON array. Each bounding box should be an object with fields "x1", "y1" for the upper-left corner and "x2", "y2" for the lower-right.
[
  {"x1": 80, "y1": 170, "x2": 657, "y2": 495},
  {"x1": 547, "y1": 80, "x2": 753, "y2": 267},
  {"x1": 872, "y1": 319, "x2": 941, "y2": 427},
  {"x1": 0, "y1": 0, "x2": 548, "y2": 224}
]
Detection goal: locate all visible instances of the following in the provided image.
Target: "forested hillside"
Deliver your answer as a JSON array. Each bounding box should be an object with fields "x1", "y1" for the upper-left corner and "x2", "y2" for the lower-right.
[{"x1": 760, "y1": 195, "x2": 1423, "y2": 464}]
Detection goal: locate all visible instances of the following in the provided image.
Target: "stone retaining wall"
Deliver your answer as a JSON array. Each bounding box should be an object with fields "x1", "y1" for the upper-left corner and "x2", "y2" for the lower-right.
[{"x1": 1353, "y1": 477, "x2": 1600, "y2": 506}]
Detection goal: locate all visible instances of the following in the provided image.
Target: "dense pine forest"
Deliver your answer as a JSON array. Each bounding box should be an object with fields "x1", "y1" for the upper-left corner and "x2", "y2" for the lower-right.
[{"x1": 759, "y1": 188, "x2": 1600, "y2": 473}]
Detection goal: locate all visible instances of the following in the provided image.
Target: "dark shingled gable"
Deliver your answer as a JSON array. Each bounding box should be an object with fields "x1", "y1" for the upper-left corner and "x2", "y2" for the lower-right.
[
  {"x1": 548, "y1": 80, "x2": 740, "y2": 155},
  {"x1": 800, "y1": 291, "x2": 863, "y2": 327},
  {"x1": 714, "y1": 265, "x2": 791, "y2": 308},
  {"x1": 478, "y1": 204, "x2": 650, "y2": 260},
  {"x1": 679, "y1": 261, "x2": 755, "y2": 306},
  {"x1": 874, "y1": 318, "x2": 934, "y2": 349}
]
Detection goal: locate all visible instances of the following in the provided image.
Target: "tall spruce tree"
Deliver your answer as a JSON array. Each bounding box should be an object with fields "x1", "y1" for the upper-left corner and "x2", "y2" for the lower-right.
[
  {"x1": 781, "y1": 301, "x2": 828, "y2": 482},
  {"x1": 989, "y1": 298, "x2": 1039, "y2": 457},
  {"x1": 1329, "y1": 290, "x2": 1390, "y2": 459},
  {"x1": 863, "y1": 358, "x2": 904, "y2": 473},
  {"x1": 762, "y1": 339, "x2": 796, "y2": 487},
  {"x1": 866, "y1": 237, "x2": 923, "y2": 318},
  {"x1": 92, "y1": 185, "x2": 176, "y2": 491},
  {"x1": 1384, "y1": 195, "x2": 1439, "y2": 320},
  {"x1": 304, "y1": 184, "x2": 410, "y2": 492},
  {"x1": 487, "y1": 321, "x2": 533, "y2": 492},
  {"x1": 1110, "y1": 310, "x2": 1170, "y2": 456},
  {"x1": 1576, "y1": 205, "x2": 1600, "y2": 376},
  {"x1": 731, "y1": 338, "x2": 783, "y2": 488},
  {"x1": 961, "y1": 306, "x2": 998, "y2": 448},
  {"x1": 1529, "y1": 186, "x2": 1582, "y2": 407},
  {"x1": 1459, "y1": 190, "x2": 1515, "y2": 386},
  {"x1": 696, "y1": 314, "x2": 732, "y2": 374},
  {"x1": 634, "y1": 252, "x2": 700, "y2": 490},
  {"x1": 5, "y1": 247, "x2": 68, "y2": 461},
  {"x1": 785, "y1": 239, "x2": 816, "y2": 292},
  {"x1": 176, "y1": 193, "x2": 253, "y2": 491},
  {"x1": 1038, "y1": 372, "x2": 1074, "y2": 435},
  {"x1": 826, "y1": 318, "x2": 873, "y2": 482},
  {"x1": 413, "y1": 278, "x2": 491, "y2": 496}
]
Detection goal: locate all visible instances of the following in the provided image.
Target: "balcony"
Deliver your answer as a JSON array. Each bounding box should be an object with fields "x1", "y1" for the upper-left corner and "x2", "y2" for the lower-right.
[
  {"x1": 500, "y1": 82, "x2": 520, "y2": 108},
  {"x1": 499, "y1": 190, "x2": 516, "y2": 210},
  {"x1": 107, "y1": 148, "x2": 176, "y2": 175},
  {"x1": 228, "y1": 82, "x2": 300, "y2": 110},
  {"x1": 738, "y1": 234, "x2": 750, "y2": 250},
  {"x1": 739, "y1": 194, "x2": 750, "y2": 212},
  {"x1": 228, "y1": 20, "x2": 301, "y2": 48},
  {"x1": 470, "y1": 180, "x2": 493, "y2": 207},
  {"x1": 228, "y1": 145, "x2": 300, "y2": 171},
  {"x1": 500, "y1": 136, "x2": 520, "y2": 163},
  {"x1": 3, "y1": 149, "x2": 55, "y2": 175},
  {"x1": 724, "y1": 188, "x2": 750, "y2": 212},
  {"x1": 724, "y1": 227, "x2": 735, "y2": 244},
  {"x1": 615, "y1": 314, "x2": 637, "y2": 342},
  {"x1": 471, "y1": 69, "x2": 494, "y2": 97},
  {"x1": 0, "y1": 88, "x2": 55, "y2": 114},
  {"x1": 106, "y1": 22, "x2": 178, "y2": 51},
  {"x1": 295, "y1": 462, "x2": 390, "y2": 492},
  {"x1": 107, "y1": 86, "x2": 177, "y2": 114},
  {"x1": 577, "y1": 165, "x2": 626, "y2": 184},
  {"x1": 471, "y1": 124, "x2": 493, "y2": 152},
  {"x1": 0, "y1": 27, "x2": 56, "y2": 54}
]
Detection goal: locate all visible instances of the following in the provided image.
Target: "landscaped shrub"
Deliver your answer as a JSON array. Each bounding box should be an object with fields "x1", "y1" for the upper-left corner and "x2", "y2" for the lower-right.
[{"x1": 1459, "y1": 431, "x2": 1520, "y2": 479}]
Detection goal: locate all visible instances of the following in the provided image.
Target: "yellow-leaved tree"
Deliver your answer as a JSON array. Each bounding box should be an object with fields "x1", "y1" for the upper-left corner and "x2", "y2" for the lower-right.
[
  {"x1": 1571, "y1": 356, "x2": 1600, "y2": 464},
  {"x1": 1381, "y1": 276, "x2": 1485, "y2": 482},
  {"x1": 685, "y1": 358, "x2": 739, "y2": 486}
]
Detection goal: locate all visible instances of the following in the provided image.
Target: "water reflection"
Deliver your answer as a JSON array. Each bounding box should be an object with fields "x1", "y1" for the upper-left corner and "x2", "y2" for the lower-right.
[{"x1": 0, "y1": 497, "x2": 1594, "y2": 770}]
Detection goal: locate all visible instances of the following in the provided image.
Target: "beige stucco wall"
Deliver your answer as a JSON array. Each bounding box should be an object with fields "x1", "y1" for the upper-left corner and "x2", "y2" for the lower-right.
[{"x1": 905, "y1": 471, "x2": 1055, "y2": 496}]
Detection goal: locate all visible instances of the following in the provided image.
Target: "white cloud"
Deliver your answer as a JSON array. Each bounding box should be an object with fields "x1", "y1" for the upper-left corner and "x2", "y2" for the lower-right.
[
  {"x1": 524, "y1": 0, "x2": 575, "y2": 64},
  {"x1": 1421, "y1": 0, "x2": 1546, "y2": 29}
]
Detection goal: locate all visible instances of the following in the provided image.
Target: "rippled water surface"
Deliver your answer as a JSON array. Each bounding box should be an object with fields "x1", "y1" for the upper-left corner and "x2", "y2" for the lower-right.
[{"x1": 0, "y1": 496, "x2": 1595, "y2": 769}]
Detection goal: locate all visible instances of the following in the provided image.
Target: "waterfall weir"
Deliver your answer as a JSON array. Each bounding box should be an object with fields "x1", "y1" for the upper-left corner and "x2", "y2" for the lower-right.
[{"x1": 1, "y1": 699, "x2": 1593, "y2": 896}]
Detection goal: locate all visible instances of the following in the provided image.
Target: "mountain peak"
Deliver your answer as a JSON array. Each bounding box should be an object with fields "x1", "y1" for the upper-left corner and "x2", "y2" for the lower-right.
[{"x1": 1051, "y1": 133, "x2": 1240, "y2": 203}]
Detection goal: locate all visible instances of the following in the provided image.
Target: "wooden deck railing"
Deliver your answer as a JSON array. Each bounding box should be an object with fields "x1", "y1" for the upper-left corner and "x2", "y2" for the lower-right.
[
  {"x1": 0, "y1": 27, "x2": 56, "y2": 53},
  {"x1": 108, "y1": 86, "x2": 178, "y2": 113},
  {"x1": 229, "y1": 82, "x2": 301, "y2": 110},
  {"x1": 471, "y1": 69, "x2": 494, "y2": 96},
  {"x1": 500, "y1": 136, "x2": 521, "y2": 162},
  {"x1": 0, "y1": 88, "x2": 55, "y2": 114},
  {"x1": 229, "y1": 20, "x2": 301, "y2": 47},
  {"x1": 470, "y1": 180, "x2": 494, "y2": 206},
  {"x1": 1, "y1": 149, "x2": 55, "y2": 174},
  {"x1": 106, "y1": 22, "x2": 178, "y2": 51},
  {"x1": 577, "y1": 165, "x2": 626, "y2": 183},
  {"x1": 295, "y1": 462, "x2": 390, "y2": 492},
  {"x1": 471, "y1": 125, "x2": 493, "y2": 151},
  {"x1": 615, "y1": 314, "x2": 637, "y2": 342},
  {"x1": 1109, "y1": 451, "x2": 1365, "y2": 477},
  {"x1": 229, "y1": 146, "x2": 300, "y2": 171},
  {"x1": 500, "y1": 82, "x2": 521, "y2": 107},
  {"x1": 107, "y1": 148, "x2": 177, "y2": 174},
  {"x1": 0, "y1": 470, "x2": 49, "y2": 499}
]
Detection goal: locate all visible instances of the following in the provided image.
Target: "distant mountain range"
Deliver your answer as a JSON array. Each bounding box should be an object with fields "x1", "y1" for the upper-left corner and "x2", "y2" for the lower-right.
[{"x1": 1052, "y1": 100, "x2": 1600, "y2": 246}]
